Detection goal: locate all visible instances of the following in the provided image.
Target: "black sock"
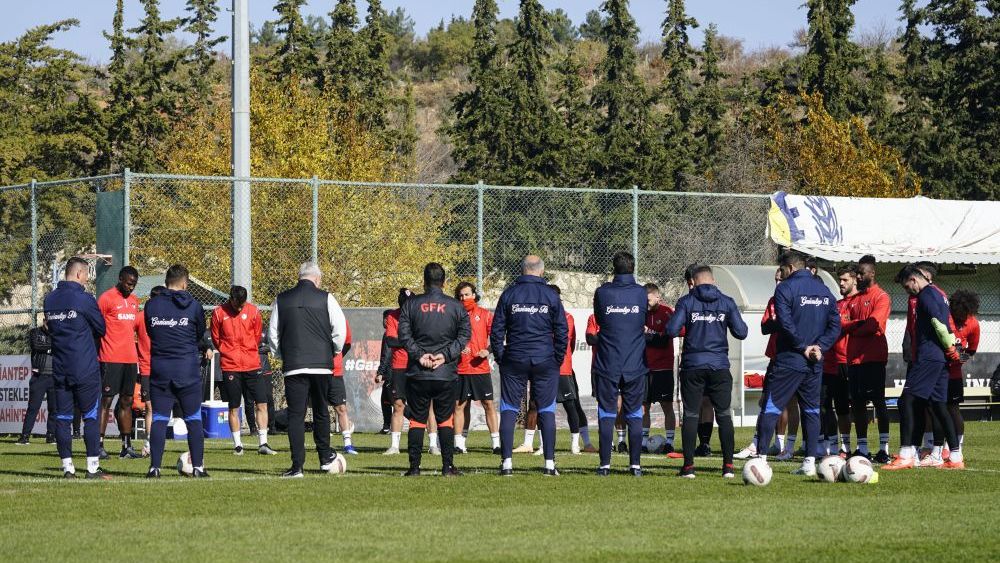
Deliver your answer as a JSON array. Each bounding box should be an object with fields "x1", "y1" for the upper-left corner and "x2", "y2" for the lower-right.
[
  {"x1": 407, "y1": 428, "x2": 425, "y2": 470},
  {"x1": 698, "y1": 421, "x2": 712, "y2": 445},
  {"x1": 439, "y1": 427, "x2": 455, "y2": 469},
  {"x1": 382, "y1": 403, "x2": 393, "y2": 428}
]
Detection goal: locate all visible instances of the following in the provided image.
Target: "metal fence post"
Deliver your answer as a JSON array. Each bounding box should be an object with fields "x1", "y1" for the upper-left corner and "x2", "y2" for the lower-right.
[
  {"x1": 477, "y1": 181, "x2": 484, "y2": 292},
  {"x1": 632, "y1": 184, "x2": 639, "y2": 268},
  {"x1": 311, "y1": 175, "x2": 319, "y2": 263},
  {"x1": 30, "y1": 179, "x2": 38, "y2": 327},
  {"x1": 123, "y1": 168, "x2": 131, "y2": 266}
]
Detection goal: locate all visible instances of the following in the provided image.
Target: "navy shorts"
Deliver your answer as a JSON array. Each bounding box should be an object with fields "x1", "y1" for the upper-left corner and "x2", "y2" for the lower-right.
[
  {"x1": 904, "y1": 361, "x2": 948, "y2": 402},
  {"x1": 595, "y1": 373, "x2": 646, "y2": 421},
  {"x1": 762, "y1": 364, "x2": 821, "y2": 418},
  {"x1": 499, "y1": 358, "x2": 558, "y2": 414}
]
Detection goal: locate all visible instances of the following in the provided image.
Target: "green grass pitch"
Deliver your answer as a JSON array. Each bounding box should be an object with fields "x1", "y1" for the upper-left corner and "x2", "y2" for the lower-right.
[{"x1": 2, "y1": 423, "x2": 999, "y2": 562}]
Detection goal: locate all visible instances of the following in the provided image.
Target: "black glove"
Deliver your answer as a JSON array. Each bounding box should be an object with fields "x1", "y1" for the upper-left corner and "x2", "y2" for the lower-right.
[
  {"x1": 956, "y1": 344, "x2": 971, "y2": 364},
  {"x1": 140, "y1": 376, "x2": 150, "y2": 401}
]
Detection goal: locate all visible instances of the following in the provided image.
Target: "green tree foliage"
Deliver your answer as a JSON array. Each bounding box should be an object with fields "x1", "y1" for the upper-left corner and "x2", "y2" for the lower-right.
[
  {"x1": 800, "y1": 0, "x2": 862, "y2": 120},
  {"x1": 590, "y1": 0, "x2": 656, "y2": 189},
  {"x1": 183, "y1": 0, "x2": 225, "y2": 106},
  {"x1": 448, "y1": 0, "x2": 513, "y2": 184},
  {"x1": 0, "y1": 20, "x2": 102, "y2": 299},
  {"x1": 270, "y1": 0, "x2": 319, "y2": 82},
  {"x1": 549, "y1": 8, "x2": 579, "y2": 45},
  {"x1": 658, "y1": 0, "x2": 699, "y2": 189},
  {"x1": 578, "y1": 9, "x2": 607, "y2": 41},
  {"x1": 360, "y1": 0, "x2": 391, "y2": 132},
  {"x1": 324, "y1": 0, "x2": 363, "y2": 105},
  {"x1": 504, "y1": 0, "x2": 561, "y2": 184},
  {"x1": 696, "y1": 23, "x2": 727, "y2": 174},
  {"x1": 553, "y1": 45, "x2": 596, "y2": 187},
  {"x1": 117, "y1": 0, "x2": 184, "y2": 172}
]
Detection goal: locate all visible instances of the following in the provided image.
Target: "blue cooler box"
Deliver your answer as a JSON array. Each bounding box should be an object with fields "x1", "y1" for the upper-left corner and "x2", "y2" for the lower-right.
[{"x1": 202, "y1": 400, "x2": 239, "y2": 439}]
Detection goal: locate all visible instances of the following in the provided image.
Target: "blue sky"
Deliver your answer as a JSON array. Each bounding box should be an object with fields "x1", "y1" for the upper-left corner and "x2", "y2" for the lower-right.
[{"x1": 4, "y1": 1, "x2": 903, "y2": 64}]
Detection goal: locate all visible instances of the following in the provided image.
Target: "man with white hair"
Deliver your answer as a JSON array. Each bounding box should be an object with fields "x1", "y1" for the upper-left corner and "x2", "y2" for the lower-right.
[
  {"x1": 490, "y1": 255, "x2": 568, "y2": 476},
  {"x1": 269, "y1": 262, "x2": 348, "y2": 478}
]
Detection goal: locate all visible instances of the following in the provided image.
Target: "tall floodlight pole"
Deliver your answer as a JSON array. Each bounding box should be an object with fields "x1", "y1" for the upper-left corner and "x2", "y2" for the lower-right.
[{"x1": 232, "y1": 0, "x2": 252, "y2": 300}]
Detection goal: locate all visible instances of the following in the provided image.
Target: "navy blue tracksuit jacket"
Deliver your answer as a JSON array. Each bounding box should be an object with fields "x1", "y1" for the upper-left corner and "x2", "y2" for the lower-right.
[
  {"x1": 666, "y1": 284, "x2": 748, "y2": 371},
  {"x1": 772, "y1": 269, "x2": 841, "y2": 372},
  {"x1": 593, "y1": 274, "x2": 647, "y2": 380},
  {"x1": 144, "y1": 289, "x2": 206, "y2": 387},
  {"x1": 490, "y1": 275, "x2": 567, "y2": 367},
  {"x1": 43, "y1": 281, "x2": 105, "y2": 383}
]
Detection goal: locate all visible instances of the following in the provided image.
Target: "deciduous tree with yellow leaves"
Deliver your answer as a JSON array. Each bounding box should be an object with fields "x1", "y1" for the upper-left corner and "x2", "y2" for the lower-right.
[
  {"x1": 130, "y1": 72, "x2": 463, "y2": 306},
  {"x1": 760, "y1": 91, "x2": 921, "y2": 198}
]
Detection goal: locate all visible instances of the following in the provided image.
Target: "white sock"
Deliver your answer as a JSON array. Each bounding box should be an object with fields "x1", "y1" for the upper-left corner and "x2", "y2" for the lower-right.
[
  {"x1": 429, "y1": 433, "x2": 438, "y2": 449},
  {"x1": 923, "y1": 432, "x2": 934, "y2": 449},
  {"x1": 258, "y1": 429, "x2": 268, "y2": 446},
  {"x1": 544, "y1": 459, "x2": 555, "y2": 470},
  {"x1": 455, "y1": 435, "x2": 466, "y2": 450},
  {"x1": 840, "y1": 434, "x2": 851, "y2": 452},
  {"x1": 391, "y1": 431, "x2": 401, "y2": 449},
  {"x1": 932, "y1": 445, "x2": 942, "y2": 457},
  {"x1": 900, "y1": 445, "x2": 916, "y2": 459},
  {"x1": 802, "y1": 456, "x2": 815, "y2": 470},
  {"x1": 879, "y1": 433, "x2": 890, "y2": 453},
  {"x1": 86, "y1": 456, "x2": 99, "y2": 473},
  {"x1": 523, "y1": 429, "x2": 535, "y2": 447},
  {"x1": 750, "y1": 434, "x2": 758, "y2": 449},
  {"x1": 502, "y1": 457, "x2": 512, "y2": 470},
  {"x1": 957, "y1": 434, "x2": 964, "y2": 450},
  {"x1": 145, "y1": 439, "x2": 151, "y2": 450},
  {"x1": 599, "y1": 464, "x2": 611, "y2": 470},
  {"x1": 490, "y1": 432, "x2": 500, "y2": 448},
  {"x1": 194, "y1": 465, "x2": 204, "y2": 472},
  {"x1": 232, "y1": 432, "x2": 242, "y2": 448},
  {"x1": 950, "y1": 449, "x2": 963, "y2": 463},
  {"x1": 571, "y1": 433, "x2": 580, "y2": 449},
  {"x1": 617, "y1": 429, "x2": 626, "y2": 443},
  {"x1": 776, "y1": 435, "x2": 786, "y2": 451},
  {"x1": 342, "y1": 428, "x2": 353, "y2": 448},
  {"x1": 61, "y1": 457, "x2": 75, "y2": 474},
  {"x1": 630, "y1": 464, "x2": 640, "y2": 470},
  {"x1": 666, "y1": 430, "x2": 675, "y2": 445},
  {"x1": 580, "y1": 426, "x2": 591, "y2": 445}
]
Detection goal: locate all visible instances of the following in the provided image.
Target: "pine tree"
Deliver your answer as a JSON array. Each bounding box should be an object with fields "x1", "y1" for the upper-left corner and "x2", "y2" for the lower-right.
[
  {"x1": 800, "y1": 0, "x2": 861, "y2": 120},
  {"x1": 658, "y1": 0, "x2": 700, "y2": 189},
  {"x1": 324, "y1": 0, "x2": 363, "y2": 108},
  {"x1": 591, "y1": 0, "x2": 655, "y2": 189},
  {"x1": 103, "y1": 0, "x2": 140, "y2": 172},
  {"x1": 360, "y1": 0, "x2": 391, "y2": 132},
  {"x1": 183, "y1": 0, "x2": 224, "y2": 106},
  {"x1": 695, "y1": 23, "x2": 727, "y2": 174},
  {"x1": 271, "y1": 0, "x2": 319, "y2": 81},
  {"x1": 114, "y1": 0, "x2": 184, "y2": 171},
  {"x1": 553, "y1": 44, "x2": 596, "y2": 187},
  {"x1": 863, "y1": 42, "x2": 892, "y2": 138},
  {"x1": 396, "y1": 80, "x2": 418, "y2": 168},
  {"x1": 448, "y1": 0, "x2": 513, "y2": 183},
  {"x1": 505, "y1": 0, "x2": 561, "y2": 184}
]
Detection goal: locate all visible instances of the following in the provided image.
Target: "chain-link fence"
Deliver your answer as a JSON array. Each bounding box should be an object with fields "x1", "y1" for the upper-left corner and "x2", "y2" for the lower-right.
[{"x1": 2, "y1": 173, "x2": 997, "y2": 430}]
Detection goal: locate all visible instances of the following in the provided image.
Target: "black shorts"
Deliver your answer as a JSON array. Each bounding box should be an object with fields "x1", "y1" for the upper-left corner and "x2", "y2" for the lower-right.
[
  {"x1": 328, "y1": 376, "x2": 347, "y2": 406},
  {"x1": 848, "y1": 362, "x2": 886, "y2": 403},
  {"x1": 646, "y1": 370, "x2": 674, "y2": 404},
  {"x1": 947, "y1": 378, "x2": 964, "y2": 404},
  {"x1": 391, "y1": 368, "x2": 407, "y2": 402},
  {"x1": 101, "y1": 362, "x2": 138, "y2": 398},
  {"x1": 404, "y1": 378, "x2": 459, "y2": 425},
  {"x1": 221, "y1": 370, "x2": 269, "y2": 408},
  {"x1": 459, "y1": 373, "x2": 494, "y2": 402},
  {"x1": 557, "y1": 376, "x2": 577, "y2": 403},
  {"x1": 822, "y1": 365, "x2": 851, "y2": 415}
]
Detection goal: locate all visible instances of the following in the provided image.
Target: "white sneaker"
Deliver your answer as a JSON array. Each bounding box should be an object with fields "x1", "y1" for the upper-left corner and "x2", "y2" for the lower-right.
[
  {"x1": 776, "y1": 448, "x2": 794, "y2": 461},
  {"x1": 533, "y1": 447, "x2": 544, "y2": 456},
  {"x1": 792, "y1": 463, "x2": 817, "y2": 477},
  {"x1": 429, "y1": 445, "x2": 441, "y2": 456},
  {"x1": 571, "y1": 444, "x2": 581, "y2": 455},
  {"x1": 512, "y1": 444, "x2": 534, "y2": 454},
  {"x1": 734, "y1": 444, "x2": 757, "y2": 460},
  {"x1": 383, "y1": 447, "x2": 400, "y2": 455},
  {"x1": 920, "y1": 454, "x2": 944, "y2": 468}
]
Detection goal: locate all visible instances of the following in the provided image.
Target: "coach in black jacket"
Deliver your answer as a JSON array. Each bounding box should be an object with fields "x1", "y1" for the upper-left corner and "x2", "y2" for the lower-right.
[{"x1": 398, "y1": 262, "x2": 471, "y2": 476}]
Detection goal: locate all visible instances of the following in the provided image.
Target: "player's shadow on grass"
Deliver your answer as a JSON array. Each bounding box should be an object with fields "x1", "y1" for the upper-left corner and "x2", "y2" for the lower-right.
[
  {"x1": 0, "y1": 450, "x2": 68, "y2": 459},
  {"x1": 0, "y1": 468, "x2": 65, "y2": 479}
]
